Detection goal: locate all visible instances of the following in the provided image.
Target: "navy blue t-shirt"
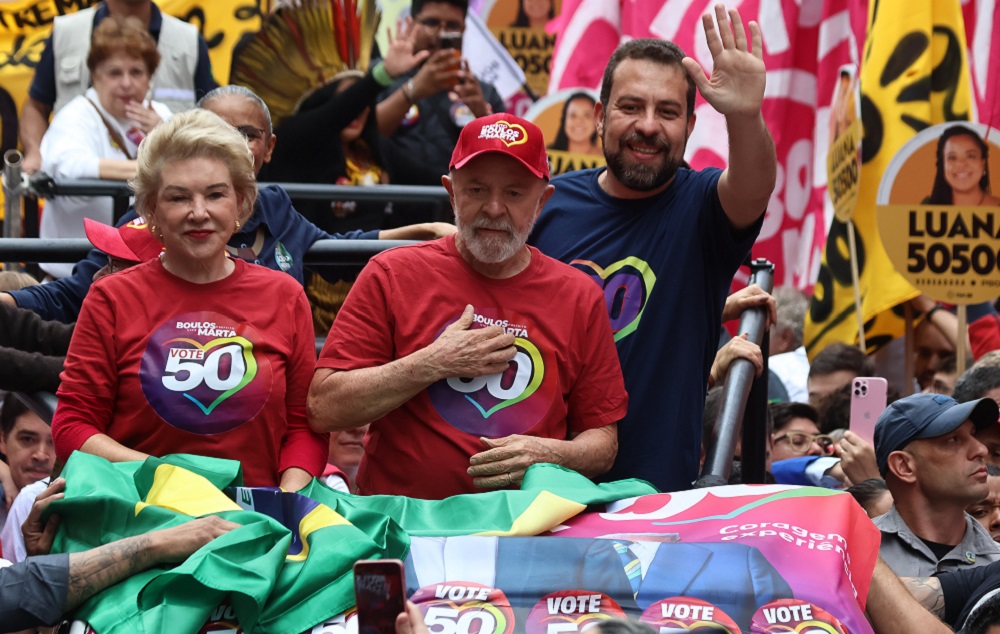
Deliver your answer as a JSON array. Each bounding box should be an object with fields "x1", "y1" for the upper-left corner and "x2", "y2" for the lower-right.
[{"x1": 529, "y1": 167, "x2": 760, "y2": 492}]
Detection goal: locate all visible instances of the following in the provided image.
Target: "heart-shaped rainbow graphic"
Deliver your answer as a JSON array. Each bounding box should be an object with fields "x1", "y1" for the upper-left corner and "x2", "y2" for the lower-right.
[
  {"x1": 570, "y1": 256, "x2": 656, "y2": 341},
  {"x1": 462, "y1": 337, "x2": 545, "y2": 418},
  {"x1": 162, "y1": 336, "x2": 257, "y2": 415}
]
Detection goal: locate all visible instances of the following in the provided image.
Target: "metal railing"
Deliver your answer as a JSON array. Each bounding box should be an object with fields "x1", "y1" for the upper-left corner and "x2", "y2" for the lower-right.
[{"x1": 697, "y1": 258, "x2": 774, "y2": 487}]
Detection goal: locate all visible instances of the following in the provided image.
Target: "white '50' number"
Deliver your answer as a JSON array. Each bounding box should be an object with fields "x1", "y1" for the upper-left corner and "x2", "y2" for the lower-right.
[
  {"x1": 424, "y1": 606, "x2": 496, "y2": 634},
  {"x1": 162, "y1": 345, "x2": 245, "y2": 392}
]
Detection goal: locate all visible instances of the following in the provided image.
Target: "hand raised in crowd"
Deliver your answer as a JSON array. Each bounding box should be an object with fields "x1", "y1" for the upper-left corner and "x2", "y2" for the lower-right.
[
  {"x1": 383, "y1": 18, "x2": 431, "y2": 78},
  {"x1": 23, "y1": 477, "x2": 65, "y2": 557},
  {"x1": 468, "y1": 434, "x2": 560, "y2": 489},
  {"x1": 709, "y1": 333, "x2": 763, "y2": 388},
  {"x1": 423, "y1": 304, "x2": 516, "y2": 381},
  {"x1": 124, "y1": 99, "x2": 163, "y2": 134},
  {"x1": 722, "y1": 283, "x2": 777, "y2": 326},
  {"x1": 681, "y1": 4, "x2": 766, "y2": 118},
  {"x1": 411, "y1": 49, "x2": 464, "y2": 100},
  {"x1": 836, "y1": 430, "x2": 880, "y2": 486},
  {"x1": 451, "y1": 67, "x2": 493, "y2": 118}
]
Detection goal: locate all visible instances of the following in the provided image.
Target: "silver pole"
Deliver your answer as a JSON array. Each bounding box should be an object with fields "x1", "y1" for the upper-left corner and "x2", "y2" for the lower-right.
[{"x1": 3, "y1": 149, "x2": 25, "y2": 270}]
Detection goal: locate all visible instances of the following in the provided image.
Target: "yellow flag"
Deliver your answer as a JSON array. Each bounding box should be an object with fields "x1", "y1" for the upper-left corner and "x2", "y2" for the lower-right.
[{"x1": 803, "y1": 0, "x2": 974, "y2": 359}]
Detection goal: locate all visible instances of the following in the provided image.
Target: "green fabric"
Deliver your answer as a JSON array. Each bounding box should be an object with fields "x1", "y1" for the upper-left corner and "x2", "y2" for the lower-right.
[
  {"x1": 300, "y1": 463, "x2": 658, "y2": 536},
  {"x1": 51, "y1": 456, "x2": 656, "y2": 633},
  {"x1": 51, "y1": 453, "x2": 406, "y2": 634}
]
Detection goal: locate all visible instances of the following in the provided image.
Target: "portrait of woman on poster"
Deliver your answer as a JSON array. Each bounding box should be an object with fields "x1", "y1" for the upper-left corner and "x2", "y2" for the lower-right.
[
  {"x1": 547, "y1": 92, "x2": 602, "y2": 157},
  {"x1": 511, "y1": 0, "x2": 554, "y2": 29},
  {"x1": 922, "y1": 124, "x2": 1000, "y2": 206}
]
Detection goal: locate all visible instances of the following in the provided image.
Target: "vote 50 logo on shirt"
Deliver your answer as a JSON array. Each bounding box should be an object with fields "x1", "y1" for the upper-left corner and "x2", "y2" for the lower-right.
[
  {"x1": 141, "y1": 311, "x2": 272, "y2": 433},
  {"x1": 427, "y1": 308, "x2": 549, "y2": 437}
]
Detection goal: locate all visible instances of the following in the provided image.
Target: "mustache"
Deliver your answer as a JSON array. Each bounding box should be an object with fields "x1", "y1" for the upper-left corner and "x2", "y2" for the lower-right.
[
  {"x1": 621, "y1": 131, "x2": 670, "y2": 152},
  {"x1": 472, "y1": 218, "x2": 515, "y2": 233}
]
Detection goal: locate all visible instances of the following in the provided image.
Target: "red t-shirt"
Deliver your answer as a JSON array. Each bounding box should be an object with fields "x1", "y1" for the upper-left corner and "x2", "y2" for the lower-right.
[
  {"x1": 318, "y1": 236, "x2": 628, "y2": 499},
  {"x1": 53, "y1": 258, "x2": 327, "y2": 486}
]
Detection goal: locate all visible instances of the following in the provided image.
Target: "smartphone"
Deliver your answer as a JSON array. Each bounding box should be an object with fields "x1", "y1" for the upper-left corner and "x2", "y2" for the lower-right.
[
  {"x1": 439, "y1": 31, "x2": 463, "y2": 51},
  {"x1": 850, "y1": 377, "x2": 888, "y2": 444},
  {"x1": 354, "y1": 559, "x2": 407, "y2": 634}
]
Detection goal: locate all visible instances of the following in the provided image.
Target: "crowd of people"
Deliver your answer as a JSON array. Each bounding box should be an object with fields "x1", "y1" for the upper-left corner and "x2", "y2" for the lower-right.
[{"x1": 2, "y1": 0, "x2": 1000, "y2": 632}]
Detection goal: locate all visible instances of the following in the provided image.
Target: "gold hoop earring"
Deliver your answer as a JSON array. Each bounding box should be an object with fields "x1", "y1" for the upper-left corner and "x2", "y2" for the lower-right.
[{"x1": 235, "y1": 219, "x2": 241, "y2": 230}]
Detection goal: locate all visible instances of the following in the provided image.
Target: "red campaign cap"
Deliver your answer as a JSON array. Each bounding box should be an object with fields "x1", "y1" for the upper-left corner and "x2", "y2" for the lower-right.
[
  {"x1": 84, "y1": 217, "x2": 163, "y2": 263},
  {"x1": 450, "y1": 113, "x2": 550, "y2": 179}
]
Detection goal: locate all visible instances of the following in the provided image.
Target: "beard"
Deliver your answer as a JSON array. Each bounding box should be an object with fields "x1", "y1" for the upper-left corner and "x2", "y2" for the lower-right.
[
  {"x1": 603, "y1": 129, "x2": 684, "y2": 192},
  {"x1": 457, "y1": 215, "x2": 531, "y2": 264}
]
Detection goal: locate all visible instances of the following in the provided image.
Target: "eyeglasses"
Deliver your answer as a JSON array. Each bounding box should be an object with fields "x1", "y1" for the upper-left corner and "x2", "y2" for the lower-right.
[
  {"x1": 235, "y1": 125, "x2": 267, "y2": 142},
  {"x1": 773, "y1": 431, "x2": 835, "y2": 454},
  {"x1": 416, "y1": 17, "x2": 464, "y2": 32}
]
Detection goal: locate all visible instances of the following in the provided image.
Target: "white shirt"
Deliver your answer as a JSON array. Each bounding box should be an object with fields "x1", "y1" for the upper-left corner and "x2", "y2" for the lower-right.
[
  {"x1": 38, "y1": 88, "x2": 171, "y2": 278},
  {"x1": 0, "y1": 479, "x2": 48, "y2": 563},
  {"x1": 769, "y1": 345, "x2": 810, "y2": 403}
]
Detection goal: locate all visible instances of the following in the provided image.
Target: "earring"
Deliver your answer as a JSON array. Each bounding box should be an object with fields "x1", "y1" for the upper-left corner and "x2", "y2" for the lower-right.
[{"x1": 235, "y1": 219, "x2": 241, "y2": 230}]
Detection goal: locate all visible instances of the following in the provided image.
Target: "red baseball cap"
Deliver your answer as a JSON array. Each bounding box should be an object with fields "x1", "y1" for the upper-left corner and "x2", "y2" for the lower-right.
[
  {"x1": 450, "y1": 113, "x2": 550, "y2": 179},
  {"x1": 84, "y1": 217, "x2": 163, "y2": 263}
]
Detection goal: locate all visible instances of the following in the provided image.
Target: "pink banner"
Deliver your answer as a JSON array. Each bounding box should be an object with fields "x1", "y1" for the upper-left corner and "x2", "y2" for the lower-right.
[{"x1": 545, "y1": 484, "x2": 881, "y2": 634}]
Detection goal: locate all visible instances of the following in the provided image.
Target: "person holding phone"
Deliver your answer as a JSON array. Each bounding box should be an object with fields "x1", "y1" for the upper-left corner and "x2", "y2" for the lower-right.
[{"x1": 376, "y1": 0, "x2": 506, "y2": 186}]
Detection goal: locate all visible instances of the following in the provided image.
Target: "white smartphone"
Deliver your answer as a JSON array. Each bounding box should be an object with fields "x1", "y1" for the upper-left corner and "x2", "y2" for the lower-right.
[{"x1": 849, "y1": 377, "x2": 888, "y2": 444}]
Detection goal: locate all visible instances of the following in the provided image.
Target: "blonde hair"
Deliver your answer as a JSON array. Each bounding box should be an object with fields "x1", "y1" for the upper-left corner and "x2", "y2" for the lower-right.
[{"x1": 131, "y1": 109, "x2": 258, "y2": 224}]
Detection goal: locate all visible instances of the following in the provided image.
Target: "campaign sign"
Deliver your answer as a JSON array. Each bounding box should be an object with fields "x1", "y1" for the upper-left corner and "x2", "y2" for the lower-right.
[
  {"x1": 640, "y1": 597, "x2": 742, "y2": 633},
  {"x1": 750, "y1": 599, "x2": 848, "y2": 634},
  {"x1": 481, "y1": 0, "x2": 562, "y2": 98},
  {"x1": 876, "y1": 122, "x2": 1000, "y2": 303},
  {"x1": 411, "y1": 583, "x2": 517, "y2": 634},
  {"x1": 525, "y1": 590, "x2": 626, "y2": 634},
  {"x1": 522, "y1": 89, "x2": 605, "y2": 177}
]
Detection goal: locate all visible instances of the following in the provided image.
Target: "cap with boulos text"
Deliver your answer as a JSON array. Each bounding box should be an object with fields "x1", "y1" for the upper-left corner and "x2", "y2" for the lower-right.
[
  {"x1": 873, "y1": 393, "x2": 999, "y2": 475},
  {"x1": 450, "y1": 113, "x2": 550, "y2": 179},
  {"x1": 84, "y1": 217, "x2": 163, "y2": 264}
]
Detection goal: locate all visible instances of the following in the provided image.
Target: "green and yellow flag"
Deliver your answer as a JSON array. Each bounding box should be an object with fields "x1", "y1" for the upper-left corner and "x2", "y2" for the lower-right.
[
  {"x1": 803, "y1": 0, "x2": 974, "y2": 358},
  {"x1": 50, "y1": 453, "x2": 656, "y2": 633}
]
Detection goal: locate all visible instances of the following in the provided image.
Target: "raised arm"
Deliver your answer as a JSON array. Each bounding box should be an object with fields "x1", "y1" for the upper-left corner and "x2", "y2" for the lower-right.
[{"x1": 682, "y1": 5, "x2": 775, "y2": 229}]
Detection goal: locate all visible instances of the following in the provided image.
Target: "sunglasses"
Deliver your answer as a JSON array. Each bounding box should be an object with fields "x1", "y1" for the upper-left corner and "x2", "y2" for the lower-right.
[{"x1": 773, "y1": 431, "x2": 835, "y2": 454}]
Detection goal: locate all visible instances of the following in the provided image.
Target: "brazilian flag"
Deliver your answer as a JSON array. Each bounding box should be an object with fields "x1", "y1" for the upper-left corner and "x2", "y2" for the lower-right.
[{"x1": 50, "y1": 453, "x2": 655, "y2": 633}]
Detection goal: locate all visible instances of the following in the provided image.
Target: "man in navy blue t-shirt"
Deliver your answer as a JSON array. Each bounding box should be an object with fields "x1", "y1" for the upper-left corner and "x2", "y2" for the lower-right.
[{"x1": 529, "y1": 6, "x2": 775, "y2": 492}]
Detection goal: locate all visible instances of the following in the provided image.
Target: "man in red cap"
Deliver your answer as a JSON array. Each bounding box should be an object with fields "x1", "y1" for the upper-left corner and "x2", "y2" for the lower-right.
[{"x1": 308, "y1": 113, "x2": 627, "y2": 499}]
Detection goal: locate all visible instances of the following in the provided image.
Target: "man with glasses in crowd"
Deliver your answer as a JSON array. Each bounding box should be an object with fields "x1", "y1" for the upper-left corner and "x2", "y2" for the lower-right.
[{"x1": 376, "y1": 0, "x2": 506, "y2": 186}]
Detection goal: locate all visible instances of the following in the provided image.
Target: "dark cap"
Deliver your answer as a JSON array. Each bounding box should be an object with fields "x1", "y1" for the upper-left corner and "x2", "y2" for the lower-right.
[{"x1": 874, "y1": 393, "x2": 999, "y2": 475}]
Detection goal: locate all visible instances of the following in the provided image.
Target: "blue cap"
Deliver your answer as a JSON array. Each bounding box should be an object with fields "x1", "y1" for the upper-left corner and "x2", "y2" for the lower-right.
[{"x1": 874, "y1": 393, "x2": 999, "y2": 475}]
